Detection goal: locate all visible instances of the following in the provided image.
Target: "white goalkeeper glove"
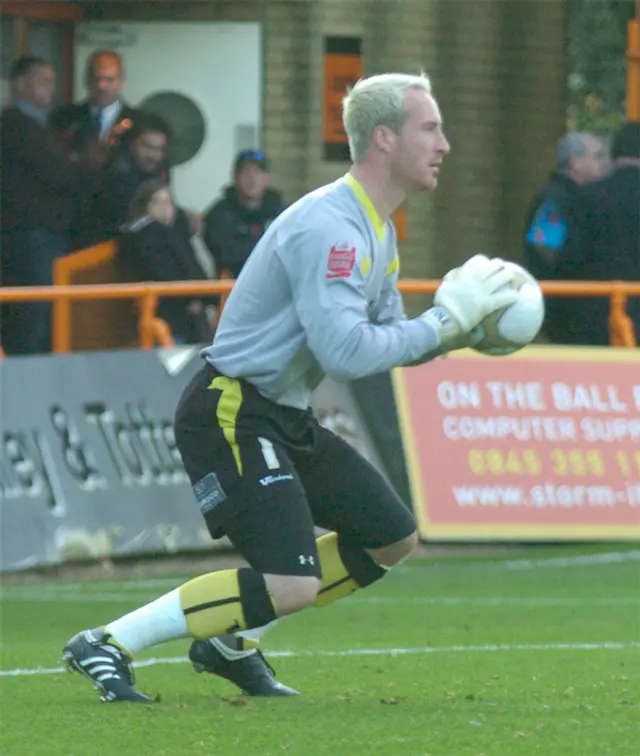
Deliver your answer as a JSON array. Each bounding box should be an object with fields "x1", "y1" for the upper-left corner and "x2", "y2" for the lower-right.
[{"x1": 420, "y1": 254, "x2": 520, "y2": 352}]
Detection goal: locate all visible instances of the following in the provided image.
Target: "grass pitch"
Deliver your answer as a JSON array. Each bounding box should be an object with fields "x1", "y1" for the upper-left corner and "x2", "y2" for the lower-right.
[{"x1": 1, "y1": 545, "x2": 638, "y2": 756}]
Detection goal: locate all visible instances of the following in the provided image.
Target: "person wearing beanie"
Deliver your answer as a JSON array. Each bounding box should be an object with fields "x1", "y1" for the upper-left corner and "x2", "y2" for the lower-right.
[{"x1": 203, "y1": 150, "x2": 285, "y2": 279}]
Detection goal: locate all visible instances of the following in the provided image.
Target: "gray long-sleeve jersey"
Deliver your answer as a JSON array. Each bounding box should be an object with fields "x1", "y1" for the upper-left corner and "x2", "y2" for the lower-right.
[{"x1": 202, "y1": 174, "x2": 441, "y2": 409}]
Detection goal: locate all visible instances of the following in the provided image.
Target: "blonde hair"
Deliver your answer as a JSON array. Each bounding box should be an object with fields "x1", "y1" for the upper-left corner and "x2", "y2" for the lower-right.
[{"x1": 342, "y1": 72, "x2": 432, "y2": 162}]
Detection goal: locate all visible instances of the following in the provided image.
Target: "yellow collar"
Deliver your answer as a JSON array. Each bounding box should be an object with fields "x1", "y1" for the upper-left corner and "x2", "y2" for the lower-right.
[{"x1": 344, "y1": 173, "x2": 386, "y2": 242}]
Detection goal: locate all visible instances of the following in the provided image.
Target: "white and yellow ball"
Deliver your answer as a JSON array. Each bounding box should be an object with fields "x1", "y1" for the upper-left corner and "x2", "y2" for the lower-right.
[{"x1": 473, "y1": 261, "x2": 544, "y2": 356}]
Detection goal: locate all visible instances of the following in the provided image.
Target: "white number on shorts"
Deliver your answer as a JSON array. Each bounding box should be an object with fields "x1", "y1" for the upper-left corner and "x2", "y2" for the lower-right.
[{"x1": 258, "y1": 437, "x2": 280, "y2": 470}]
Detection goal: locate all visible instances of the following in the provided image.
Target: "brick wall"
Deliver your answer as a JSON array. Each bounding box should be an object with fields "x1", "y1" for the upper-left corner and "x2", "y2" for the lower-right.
[{"x1": 87, "y1": 0, "x2": 568, "y2": 311}]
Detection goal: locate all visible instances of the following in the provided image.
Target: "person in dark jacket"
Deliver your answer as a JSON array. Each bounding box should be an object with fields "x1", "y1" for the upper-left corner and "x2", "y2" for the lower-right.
[
  {"x1": 50, "y1": 50, "x2": 140, "y2": 163},
  {"x1": 523, "y1": 132, "x2": 607, "y2": 343},
  {"x1": 203, "y1": 150, "x2": 285, "y2": 278},
  {"x1": 0, "y1": 56, "x2": 88, "y2": 356},
  {"x1": 556, "y1": 122, "x2": 640, "y2": 345},
  {"x1": 91, "y1": 113, "x2": 172, "y2": 244},
  {"x1": 119, "y1": 178, "x2": 212, "y2": 344},
  {"x1": 88, "y1": 114, "x2": 202, "y2": 247},
  {"x1": 49, "y1": 50, "x2": 144, "y2": 249}
]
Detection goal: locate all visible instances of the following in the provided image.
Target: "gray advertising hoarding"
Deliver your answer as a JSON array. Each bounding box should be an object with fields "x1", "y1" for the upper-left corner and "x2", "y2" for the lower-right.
[{"x1": 0, "y1": 348, "x2": 400, "y2": 572}]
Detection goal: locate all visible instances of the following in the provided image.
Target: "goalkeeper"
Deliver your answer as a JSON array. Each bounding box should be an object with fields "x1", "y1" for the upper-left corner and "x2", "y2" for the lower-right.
[{"x1": 62, "y1": 72, "x2": 518, "y2": 703}]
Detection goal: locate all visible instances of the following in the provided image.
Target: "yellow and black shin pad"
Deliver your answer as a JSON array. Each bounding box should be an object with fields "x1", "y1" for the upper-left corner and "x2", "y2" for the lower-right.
[
  {"x1": 314, "y1": 532, "x2": 387, "y2": 608},
  {"x1": 179, "y1": 568, "x2": 277, "y2": 640}
]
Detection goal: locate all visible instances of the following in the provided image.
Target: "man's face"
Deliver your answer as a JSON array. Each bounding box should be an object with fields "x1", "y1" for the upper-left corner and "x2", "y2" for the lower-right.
[
  {"x1": 86, "y1": 55, "x2": 123, "y2": 108},
  {"x1": 388, "y1": 89, "x2": 450, "y2": 192},
  {"x1": 572, "y1": 136, "x2": 608, "y2": 184},
  {"x1": 19, "y1": 64, "x2": 56, "y2": 109},
  {"x1": 235, "y1": 162, "x2": 270, "y2": 202},
  {"x1": 131, "y1": 131, "x2": 167, "y2": 174}
]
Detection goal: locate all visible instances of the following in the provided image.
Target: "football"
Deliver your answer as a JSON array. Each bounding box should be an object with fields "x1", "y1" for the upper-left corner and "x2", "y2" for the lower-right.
[{"x1": 473, "y1": 261, "x2": 545, "y2": 356}]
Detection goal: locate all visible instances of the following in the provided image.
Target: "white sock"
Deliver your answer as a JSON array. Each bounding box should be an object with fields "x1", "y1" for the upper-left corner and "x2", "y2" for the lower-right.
[
  {"x1": 236, "y1": 618, "x2": 280, "y2": 642},
  {"x1": 105, "y1": 588, "x2": 187, "y2": 656}
]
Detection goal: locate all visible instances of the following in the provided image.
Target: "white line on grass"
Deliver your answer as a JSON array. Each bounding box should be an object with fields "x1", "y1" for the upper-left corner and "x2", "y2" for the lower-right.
[
  {"x1": 1, "y1": 591, "x2": 167, "y2": 603},
  {"x1": 1, "y1": 641, "x2": 638, "y2": 678},
  {"x1": 1, "y1": 578, "x2": 186, "y2": 592},
  {"x1": 350, "y1": 597, "x2": 640, "y2": 607},
  {"x1": 5, "y1": 549, "x2": 638, "y2": 595},
  {"x1": 395, "y1": 549, "x2": 640, "y2": 573},
  {"x1": 500, "y1": 549, "x2": 640, "y2": 570},
  {"x1": 2, "y1": 592, "x2": 638, "y2": 607}
]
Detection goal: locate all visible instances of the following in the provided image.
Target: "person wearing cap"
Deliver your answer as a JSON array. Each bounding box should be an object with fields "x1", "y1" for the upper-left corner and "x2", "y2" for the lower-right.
[
  {"x1": 203, "y1": 150, "x2": 285, "y2": 279},
  {"x1": 556, "y1": 122, "x2": 640, "y2": 345}
]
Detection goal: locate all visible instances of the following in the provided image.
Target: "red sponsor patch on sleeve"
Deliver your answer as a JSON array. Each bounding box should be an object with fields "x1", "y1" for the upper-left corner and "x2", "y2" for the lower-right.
[{"x1": 326, "y1": 244, "x2": 356, "y2": 279}]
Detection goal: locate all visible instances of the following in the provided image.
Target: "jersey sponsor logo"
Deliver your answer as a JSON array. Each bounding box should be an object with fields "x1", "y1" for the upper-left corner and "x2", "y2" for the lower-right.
[{"x1": 326, "y1": 243, "x2": 356, "y2": 279}]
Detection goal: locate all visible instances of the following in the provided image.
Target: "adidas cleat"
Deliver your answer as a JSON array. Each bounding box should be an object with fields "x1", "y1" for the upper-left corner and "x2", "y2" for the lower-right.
[
  {"x1": 62, "y1": 629, "x2": 155, "y2": 703},
  {"x1": 189, "y1": 636, "x2": 299, "y2": 697}
]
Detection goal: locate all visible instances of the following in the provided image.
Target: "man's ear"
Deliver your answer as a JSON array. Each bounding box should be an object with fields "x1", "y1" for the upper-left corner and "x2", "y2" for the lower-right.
[{"x1": 372, "y1": 125, "x2": 396, "y2": 154}]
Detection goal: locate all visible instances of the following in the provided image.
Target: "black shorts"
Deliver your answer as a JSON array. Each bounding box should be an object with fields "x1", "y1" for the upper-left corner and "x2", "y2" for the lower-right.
[{"x1": 174, "y1": 363, "x2": 416, "y2": 577}]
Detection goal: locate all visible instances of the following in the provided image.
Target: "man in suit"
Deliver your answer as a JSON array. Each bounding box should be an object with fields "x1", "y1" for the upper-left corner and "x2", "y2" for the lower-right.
[
  {"x1": 557, "y1": 122, "x2": 640, "y2": 345},
  {"x1": 0, "y1": 56, "x2": 89, "y2": 356},
  {"x1": 49, "y1": 50, "x2": 142, "y2": 248},
  {"x1": 50, "y1": 50, "x2": 139, "y2": 162}
]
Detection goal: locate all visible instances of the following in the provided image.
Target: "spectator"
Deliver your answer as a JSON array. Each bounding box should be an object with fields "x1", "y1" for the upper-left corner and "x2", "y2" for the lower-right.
[
  {"x1": 88, "y1": 113, "x2": 171, "y2": 243},
  {"x1": 50, "y1": 50, "x2": 139, "y2": 162},
  {"x1": 556, "y1": 122, "x2": 640, "y2": 345},
  {"x1": 203, "y1": 149, "x2": 284, "y2": 278},
  {"x1": 0, "y1": 56, "x2": 88, "y2": 356},
  {"x1": 523, "y1": 132, "x2": 607, "y2": 342},
  {"x1": 91, "y1": 113, "x2": 202, "y2": 245},
  {"x1": 119, "y1": 178, "x2": 212, "y2": 344},
  {"x1": 50, "y1": 50, "x2": 146, "y2": 249}
]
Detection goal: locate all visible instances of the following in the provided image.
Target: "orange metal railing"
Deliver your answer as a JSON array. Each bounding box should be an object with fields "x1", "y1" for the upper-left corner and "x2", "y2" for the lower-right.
[
  {"x1": 0, "y1": 279, "x2": 637, "y2": 354},
  {"x1": 52, "y1": 239, "x2": 119, "y2": 350}
]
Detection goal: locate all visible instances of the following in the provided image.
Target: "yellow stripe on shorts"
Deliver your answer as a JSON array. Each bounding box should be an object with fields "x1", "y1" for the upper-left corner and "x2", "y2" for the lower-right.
[{"x1": 208, "y1": 375, "x2": 244, "y2": 475}]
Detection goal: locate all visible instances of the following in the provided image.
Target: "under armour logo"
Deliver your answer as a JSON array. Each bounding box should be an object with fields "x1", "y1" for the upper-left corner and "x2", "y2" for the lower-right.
[{"x1": 298, "y1": 555, "x2": 315, "y2": 566}]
